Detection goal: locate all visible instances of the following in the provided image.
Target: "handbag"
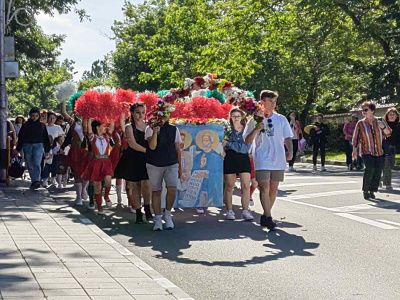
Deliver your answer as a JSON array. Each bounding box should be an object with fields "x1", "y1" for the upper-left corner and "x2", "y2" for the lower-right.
[
  {"x1": 52, "y1": 154, "x2": 68, "y2": 175},
  {"x1": 8, "y1": 156, "x2": 25, "y2": 178},
  {"x1": 298, "y1": 138, "x2": 307, "y2": 153}
]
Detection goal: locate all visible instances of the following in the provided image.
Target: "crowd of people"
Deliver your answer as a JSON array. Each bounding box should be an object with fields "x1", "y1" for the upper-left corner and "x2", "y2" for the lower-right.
[{"x1": 7, "y1": 91, "x2": 400, "y2": 231}]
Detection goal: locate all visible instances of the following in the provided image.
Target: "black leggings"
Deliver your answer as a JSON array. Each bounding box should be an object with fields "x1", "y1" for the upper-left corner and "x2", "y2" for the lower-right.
[
  {"x1": 362, "y1": 155, "x2": 384, "y2": 192},
  {"x1": 312, "y1": 142, "x2": 325, "y2": 166},
  {"x1": 289, "y1": 139, "x2": 298, "y2": 167},
  {"x1": 344, "y1": 140, "x2": 353, "y2": 166}
]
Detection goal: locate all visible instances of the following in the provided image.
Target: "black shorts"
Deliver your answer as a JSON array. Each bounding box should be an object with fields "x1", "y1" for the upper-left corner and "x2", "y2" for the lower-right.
[{"x1": 223, "y1": 150, "x2": 251, "y2": 174}]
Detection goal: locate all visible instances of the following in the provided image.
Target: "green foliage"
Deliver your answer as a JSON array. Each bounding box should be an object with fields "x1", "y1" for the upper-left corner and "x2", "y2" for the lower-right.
[{"x1": 111, "y1": 0, "x2": 400, "y2": 123}]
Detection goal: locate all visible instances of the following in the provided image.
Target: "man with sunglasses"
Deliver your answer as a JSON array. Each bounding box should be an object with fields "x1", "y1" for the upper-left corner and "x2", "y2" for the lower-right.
[
  {"x1": 244, "y1": 90, "x2": 293, "y2": 230},
  {"x1": 310, "y1": 114, "x2": 331, "y2": 172}
]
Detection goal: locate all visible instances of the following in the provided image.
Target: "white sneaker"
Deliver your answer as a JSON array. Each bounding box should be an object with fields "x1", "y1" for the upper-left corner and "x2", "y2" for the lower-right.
[
  {"x1": 196, "y1": 207, "x2": 205, "y2": 214},
  {"x1": 312, "y1": 166, "x2": 317, "y2": 172},
  {"x1": 289, "y1": 166, "x2": 296, "y2": 172},
  {"x1": 163, "y1": 210, "x2": 174, "y2": 229},
  {"x1": 97, "y1": 210, "x2": 106, "y2": 215},
  {"x1": 51, "y1": 177, "x2": 56, "y2": 185},
  {"x1": 105, "y1": 201, "x2": 112, "y2": 207},
  {"x1": 226, "y1": 210, "x2": 235, "y2": 220},
  {"x1": 57, "y1": 184, "x2": 63, "y2": 189},
  {"x1": 88, "y1": 205, "x2": 95, "y2": 211},
  {"x1": 321, "y1": 167, "x2": 327, "y2": 172},
  {"x1": 75, "y1": 199, "x2": 83, "y2": 206},
  {"x1": 42, "y1": 180, "x2": 48, "y2": 188},
  {"x1": 153, "y1": 217, "x2": 163, "y2": 231},
  {"x1": 128, "y1": 206, "x2": 136, "y2": 214},
  {"x1": 242, "y1": 210, "x2": 254, "y2": 221}
]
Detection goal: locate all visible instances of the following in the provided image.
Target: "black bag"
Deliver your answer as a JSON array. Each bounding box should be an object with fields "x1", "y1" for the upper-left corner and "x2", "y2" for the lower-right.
[
  {"x1": 8, "y1": 156, "x2": 25, "y2": 178},
  {"x1": 52, "y1": 154, "x2": 68, "y2": 175}
]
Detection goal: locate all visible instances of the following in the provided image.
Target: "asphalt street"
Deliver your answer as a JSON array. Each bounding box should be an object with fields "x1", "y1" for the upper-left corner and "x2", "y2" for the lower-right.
[{"x1": 50, "y1": 163, "x2": 400, "y2": 300}]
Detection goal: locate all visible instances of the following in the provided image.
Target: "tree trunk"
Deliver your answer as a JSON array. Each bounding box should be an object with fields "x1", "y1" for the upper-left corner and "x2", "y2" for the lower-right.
[{"x1": 300, "y1": 76, "x2": 318, "y2": 127}]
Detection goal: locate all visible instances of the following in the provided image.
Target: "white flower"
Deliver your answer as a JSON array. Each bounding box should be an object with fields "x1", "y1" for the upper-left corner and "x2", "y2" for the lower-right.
[{"x1": 183, "y1": 78, "x2": 194, "y2": 90}]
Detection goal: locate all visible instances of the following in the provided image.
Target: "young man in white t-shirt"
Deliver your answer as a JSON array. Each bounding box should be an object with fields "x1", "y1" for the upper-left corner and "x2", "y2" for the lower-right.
[{"x1": 243, "y1": 90, "x2": 293, "y2": 230}]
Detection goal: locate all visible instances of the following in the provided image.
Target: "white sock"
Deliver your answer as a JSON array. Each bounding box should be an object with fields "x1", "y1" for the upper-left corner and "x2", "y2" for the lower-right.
[
  {"x1": 81, "y1": 180, "x2": 89, "y2": 199},
  {"x1": 116, "y1": 185, "x2": 122, "y2": 204},
  {"x1": 75, "y1": 183, "x2": 82, "y2": 201}
]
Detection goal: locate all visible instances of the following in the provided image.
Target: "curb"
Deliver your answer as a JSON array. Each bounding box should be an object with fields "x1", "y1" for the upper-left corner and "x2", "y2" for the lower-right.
[{"x1": 2, "y1": 184, "x2": 194, "y2": 300}]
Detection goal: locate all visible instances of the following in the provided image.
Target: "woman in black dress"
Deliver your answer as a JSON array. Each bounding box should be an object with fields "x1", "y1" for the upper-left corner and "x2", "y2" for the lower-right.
[
  {"x1": 382, "y1": 107, "x2": 400, "y2": 190},
  {"x1": 115, "y1": 103, "x2": 152, "y2": 223}
]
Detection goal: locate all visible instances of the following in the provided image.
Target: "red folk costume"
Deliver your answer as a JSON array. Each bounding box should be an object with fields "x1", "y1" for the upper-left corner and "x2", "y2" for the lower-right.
[
  {"x1": 66, "y1": 121, "x2": 87, "y2": 175},
  {"x1": 109, "y1": 131, "x2": 122, "y2": 171},
  {"x1": 82, "y1": 134, "x2": 114, "y2": 182}
]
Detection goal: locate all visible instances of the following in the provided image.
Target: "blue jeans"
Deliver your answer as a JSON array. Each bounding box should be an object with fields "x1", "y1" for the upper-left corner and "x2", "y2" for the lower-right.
[{"x1": 23, "y1": 143, "x2": 44, "y2": 183}]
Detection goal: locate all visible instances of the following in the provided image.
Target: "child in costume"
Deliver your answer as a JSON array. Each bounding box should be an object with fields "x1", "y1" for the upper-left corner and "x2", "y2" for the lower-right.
[
  {"x1": 82, "y1": 119, "x2": 114, "y2": 214},
  {"x1": 52, "y1": 135, "x2": 70, "y2": 189},
  {"x1": 61, "y1": 93, "x2": 89, "y2": 205},
  {"x1": 109, "y1": 116, "x2": 125, "y2": 206}
]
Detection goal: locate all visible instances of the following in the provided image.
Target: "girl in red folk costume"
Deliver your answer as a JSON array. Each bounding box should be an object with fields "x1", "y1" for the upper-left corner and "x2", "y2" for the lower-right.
[
  {"x1": 82, "y1": 119, "x2": 114, "y2": 214},
  {"x1": 61, "y1": 101, "x2": 89, "y2": 206}
]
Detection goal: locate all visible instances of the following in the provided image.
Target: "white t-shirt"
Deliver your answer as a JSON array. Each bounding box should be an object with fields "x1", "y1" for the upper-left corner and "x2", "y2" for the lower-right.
[
  {"x1": 243, "y1": 113, "x2": 293, "y2": 171},
  {"x1": 145, "y1": 126, "x2": 182, "y2": 143},
  {"x1": 46, "y1": 124, "x2": 64, "y2": 141}
]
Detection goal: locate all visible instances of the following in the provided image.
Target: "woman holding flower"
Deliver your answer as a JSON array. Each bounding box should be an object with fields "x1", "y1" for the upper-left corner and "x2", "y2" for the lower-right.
[{"x1": 222, "y1": 108, "x2": 253, "y2": 221}]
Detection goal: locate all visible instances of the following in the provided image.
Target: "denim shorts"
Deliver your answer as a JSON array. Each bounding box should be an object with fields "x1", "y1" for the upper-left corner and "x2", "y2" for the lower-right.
[{"x1": 146, "y1": 163, "x2": 179, "y2": 191}]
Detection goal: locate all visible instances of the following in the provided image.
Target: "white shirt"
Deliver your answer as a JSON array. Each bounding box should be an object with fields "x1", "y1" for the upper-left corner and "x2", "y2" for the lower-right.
[
  {"x1": 74, "y1": 122, "x2": 84, "y2": 140},
  {"x1": 46, "y1": 124, "x2": 64, "y2": 140},
  {"x1": 145, "y1": 126, "x2": 182, "y2": 143},
  {"x1": 243, "y1": 113, "x2": 293, "y2": 171},
  {"x1": 90, "y1": 135, "x2": 108, "y2": 156}
]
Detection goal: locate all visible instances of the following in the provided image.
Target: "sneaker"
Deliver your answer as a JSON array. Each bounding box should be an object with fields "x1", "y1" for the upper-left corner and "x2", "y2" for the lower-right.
[
  {"x1": 75, "y1": 199, "x2": 83, "y2": 206},
  {"x1": 97, "y1": 210, "x2": 106, "y2": 215},
  {"x1": 88, "y1": 205, "x2": 96, "y2": 211},
  {"x1": 51, "y1": 177, "x2": 56, "y2": 185},
  {"x1": 136, "y1": 211, "x2": 144, "y2": 224},
  {"x1": 63, "y1": 182, "x2": 67, "y2": 188},
  {"x1": 226, "y1": 210, "x2": 235, "y2": 220},
  {"x1": 105, "y1": 201, "x2": 112, "y2": 207},
  {"x1": 41, "y1": 180, "x2": 48, "y2": 188},
  {"x1": 369, "y1": 191, "x2": 376, "y2": 199},
  {"x1": 242, "y1": 210, "x2": 254, "y2": 221},
  {"x1": 153, "y1": 217, "x2": 163, "y2": 231},
  {"x1": 57, "y1": 184, "x2": 63, "y2": 189},
  {"x1": 312, "y1": 166, "x2": 317, "y2": 172},
  {"x1": 144, "y1": 205, "x2": 153, "y2": 221},
  {"x1": 260, "y1": 215, "x2": 268, "y2": 226},
  {"x1": 128, "y1": 206, "x2": 136, "y2": 214},
  {"x1": 196, "y1": 207, "x2": 205, "y2": 214},
  {"x1": 321, "y1": 167, "x2": 327, "y2": 172},
  {"x1": 289, "y1": 166, "x2": 296, "y2": 172},
  {"x1": 266, "y1": 217, "x2": 277, "y2": 230},
  {"x1": 363, "y1": 192, "x2": 370, "y2": 200},
  {"x1": 163, "y1": 210, "x2": 174, "y2": 230},
  {"x1": 32, "y1": 181, "x2": 41, "y2": 190},
  {"x1": 249, "y1": 199, "x2": 254, "y2": 206}
]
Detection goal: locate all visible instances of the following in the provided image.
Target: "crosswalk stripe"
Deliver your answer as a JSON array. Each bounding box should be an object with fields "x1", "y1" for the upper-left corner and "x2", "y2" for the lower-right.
[
  {"x1": 280, "y1": 181, "x2": 357, "y2": 188},
  {"x1": 335, "y1": 213, "x2": 398, "y2": 229},
  {"x1": 377, "y1": 220, "x2": 400, "y2": 227}
]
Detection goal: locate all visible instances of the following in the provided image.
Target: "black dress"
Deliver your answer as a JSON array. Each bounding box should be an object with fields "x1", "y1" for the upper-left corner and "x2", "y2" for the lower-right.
[{"x1": 114, "y1": 127, "x2": 149, "y2": 182}]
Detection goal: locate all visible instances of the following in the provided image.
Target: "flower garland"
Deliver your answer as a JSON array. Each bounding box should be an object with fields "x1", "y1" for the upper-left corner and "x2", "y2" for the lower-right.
[{"x1": 146, "y1": 100, "x2": 175, "y2": 127}]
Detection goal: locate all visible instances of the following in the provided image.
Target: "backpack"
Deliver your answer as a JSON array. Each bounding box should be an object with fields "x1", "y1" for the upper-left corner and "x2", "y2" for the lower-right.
[{"x1": 8, "y1": 156, "x2": 25, "y2": 178}]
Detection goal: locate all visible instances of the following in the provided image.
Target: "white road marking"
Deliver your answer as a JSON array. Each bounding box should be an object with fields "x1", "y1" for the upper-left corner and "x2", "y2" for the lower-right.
[
  {"x1": 280, "y1": 181, "x2": 357, "y2": 188},
  {"x1": 377, "y1": 220, "x2": 400, "y2": 227},
  {"x1": 335, "y1": 213, "x2": 398, "y2": 229},
  {"x1": 332, "y1": 199, "x2": 400, "y2": 212}
]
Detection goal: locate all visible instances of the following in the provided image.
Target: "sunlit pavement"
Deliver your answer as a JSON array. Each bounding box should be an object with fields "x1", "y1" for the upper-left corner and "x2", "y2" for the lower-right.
[{"x1": 50, "y1": 163, "x2": 400, "y2": 300}]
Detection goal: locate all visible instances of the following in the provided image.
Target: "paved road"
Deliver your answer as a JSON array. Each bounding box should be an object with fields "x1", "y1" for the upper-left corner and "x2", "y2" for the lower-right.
[{"x1": 51, "y1": 163, "x2": 400, "y2": 300}]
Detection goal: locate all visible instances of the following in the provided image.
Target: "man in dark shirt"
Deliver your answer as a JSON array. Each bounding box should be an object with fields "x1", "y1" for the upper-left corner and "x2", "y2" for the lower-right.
[{"x1": 17, "y1": 107, "x2": 50, "y2": 189}]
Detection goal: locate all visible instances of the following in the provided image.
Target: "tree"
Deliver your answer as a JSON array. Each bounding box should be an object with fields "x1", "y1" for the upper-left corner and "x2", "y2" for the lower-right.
[{"x1": 79, "y1": 56, "x2": 115, "y2": 90}]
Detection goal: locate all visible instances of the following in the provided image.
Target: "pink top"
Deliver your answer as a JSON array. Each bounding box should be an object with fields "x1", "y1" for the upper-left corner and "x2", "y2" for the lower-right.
[{"x1": 343, "y1": 122, "x2": 356, "y2": 141}]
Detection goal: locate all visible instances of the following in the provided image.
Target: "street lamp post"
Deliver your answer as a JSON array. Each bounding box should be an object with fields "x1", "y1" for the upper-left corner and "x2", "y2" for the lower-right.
[{"x1": 0, "y1": 0, "x2": 7, "y2": 184}]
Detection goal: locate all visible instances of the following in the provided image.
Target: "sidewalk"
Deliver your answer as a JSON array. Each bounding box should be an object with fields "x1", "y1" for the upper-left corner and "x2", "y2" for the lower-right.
[{"x1": 0, "y1": 180, "x2": 193, "y2": 300}]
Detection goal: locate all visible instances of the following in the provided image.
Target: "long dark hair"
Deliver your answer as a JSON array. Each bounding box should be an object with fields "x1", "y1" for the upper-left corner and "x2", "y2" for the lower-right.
[
  {"x1": 130, "y1": 103, "x2": 146, "y2": 140},
  {"x1": 286, "y1": 111, "x2": 298, "y2": 123},
  {"x1": 383, "y1": 107, "x2": 399, "y2": 123},
  {"x1": 91, "y1": 120, "x2": 102, "y2": 135}
]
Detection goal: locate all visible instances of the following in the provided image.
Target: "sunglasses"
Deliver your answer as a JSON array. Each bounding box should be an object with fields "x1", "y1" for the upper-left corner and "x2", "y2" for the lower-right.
[
  {"x1": 362, "y1": 108, "x2": 370, "y2": 112},
  {"x1": 267, "y1": 118, "x2": 273, "y2": 128}
]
